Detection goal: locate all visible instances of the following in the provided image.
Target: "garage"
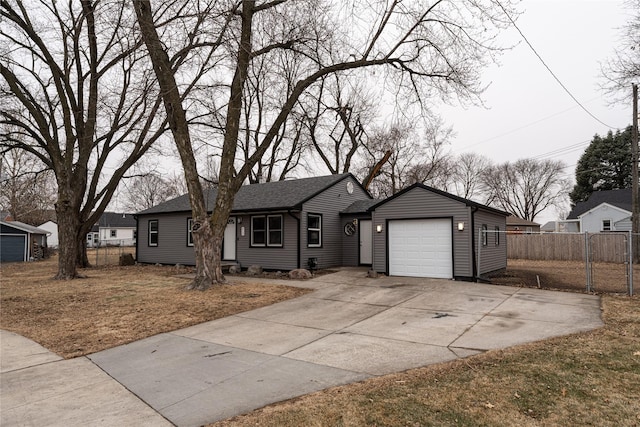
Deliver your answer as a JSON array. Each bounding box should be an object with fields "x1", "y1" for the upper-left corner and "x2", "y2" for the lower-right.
[
  {"x1": 0, "y1": 235, "x2": 27, "y2": 262},
  {"x1": 370, "y1": 184, "x2": 508, "y2": 280},
  {"x1": 388, "y1": 218, "x2": 453, "y2": 279}
]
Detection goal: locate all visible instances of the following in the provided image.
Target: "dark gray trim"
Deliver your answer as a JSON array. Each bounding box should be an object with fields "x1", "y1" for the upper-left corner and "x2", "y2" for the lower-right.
[
  {"x1": 287, "y1": 211, "x2": 301, "y2": 268},
  {"x1": 250, "y1": 214, "x2": 284, "y2": 248}
]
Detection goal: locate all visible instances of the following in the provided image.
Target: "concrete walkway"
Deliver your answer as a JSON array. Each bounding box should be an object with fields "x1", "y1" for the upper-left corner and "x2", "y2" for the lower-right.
[{"x1": 1, "y1": 270, "x2": 603, "y2": 426}]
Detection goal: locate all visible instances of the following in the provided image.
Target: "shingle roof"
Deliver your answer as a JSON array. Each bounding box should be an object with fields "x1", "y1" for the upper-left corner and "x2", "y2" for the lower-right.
[
  {"x1": 567, "y1": 188, "x2": 632, "y2": 219},
  {"x1": 137, "y1": 173, "x2": 355, "y2": 215},
  {"x1": 506, "y1": 215, "x2": 540, "y2": 227},
  {"x1": 97, "y1": 212, "x2": 137, "y2": 228},
  {"x1": 1, "y1": 220, "x2": 49, "y2": 235},
  {"x1": 341, "y1": 199, "x2": 380, "y2": 214},
  {"x1": 367, "y1": 183, "x2": 510, "y2": 216}
]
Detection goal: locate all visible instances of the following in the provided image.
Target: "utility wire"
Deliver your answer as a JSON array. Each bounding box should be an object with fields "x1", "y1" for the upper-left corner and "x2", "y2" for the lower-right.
[{"x1": 497, "y1": 2, "x2": 620, "y2": 130}]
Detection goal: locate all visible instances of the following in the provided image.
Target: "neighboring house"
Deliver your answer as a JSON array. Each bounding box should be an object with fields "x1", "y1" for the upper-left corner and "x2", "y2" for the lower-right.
[
  {"x1": 506, "y1": 215, "x2": 541, "y2": 233},
  {"x1": 136, "y1": 173, "x2": 509, "y2": 280},
  {"x1": 564, "y1": 188, "x2": 632, "y2": 233},
  {"x1": 541, "y1": 221, "x2": 557, "y2": 232},
  {"x1": 38, "y1": 220, "x2": 59, "y2": 247},
  {"x1": 0, "y1": 221, "x2": 49, "y2": 263},
  {"x1": 86, "y1": 212, "x2": 137, "y2": 247}
]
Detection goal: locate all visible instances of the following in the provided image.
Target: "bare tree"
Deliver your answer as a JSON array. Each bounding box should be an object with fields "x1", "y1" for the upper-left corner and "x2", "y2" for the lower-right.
[
  {"x1": 601, "y1": 0, "x2": 640, "y2": 96},
  {"x1": 451, "y1": 152, "x2": 493, "y2": 202},
  {"x1": 0, "y1": 148, "x2": 55, "y2": 224},
  {"x1": 121, "y1": 172, "x2": 184, "y2": 212},
  {"x1": 0, "y1": 1, "x2": 171, "y2": 278},
  {"x1": 301, "y1": 75, "x2": 377, "y2": 175},
  {"x1": 482, "y1": 158, "x2": 571, "y2": 221},
  {"x1": 136, "y1": 0, "x2": 519, "y2": 288}
]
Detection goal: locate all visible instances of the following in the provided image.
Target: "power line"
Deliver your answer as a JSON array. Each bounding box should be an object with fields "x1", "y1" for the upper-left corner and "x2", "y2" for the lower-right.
[{"x1": 497, "y1": 2, "x2": 620, "y2": 130}]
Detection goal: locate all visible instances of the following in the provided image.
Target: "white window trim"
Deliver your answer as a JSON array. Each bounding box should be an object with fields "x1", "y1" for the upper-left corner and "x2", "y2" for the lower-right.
[
  {"x1": 110, "y1": 229, "x2": 117, "y2": 238},
  {"x1": 187, "y1": 218, "x2": 194, "y2": 246},
  {"x1": 307, "y1": 213, "x2": 322, "y2": 247},
  {"x1": 495, "y1": 226, "x2": 500, "y2": 246},
  {"x1": 149, "y1": 220, "x2": 158, "y2": 247},
  {"x1": 602, "y1": 219, "x2": 612, "y2": 232},
  {"x1": 482, "y1": 224, "x2": 488, "y2": 246}
]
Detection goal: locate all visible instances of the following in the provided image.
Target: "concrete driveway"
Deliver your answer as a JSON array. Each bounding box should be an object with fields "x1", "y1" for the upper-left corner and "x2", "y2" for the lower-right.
[{"x1": 1, "y1": 269, "x2": 603, "y2": 426}]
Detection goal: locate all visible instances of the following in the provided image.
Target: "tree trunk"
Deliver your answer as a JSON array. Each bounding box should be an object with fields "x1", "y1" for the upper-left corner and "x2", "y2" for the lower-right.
[{"x1": 54, "y1": 200, "x2": 81, "y2": 279}]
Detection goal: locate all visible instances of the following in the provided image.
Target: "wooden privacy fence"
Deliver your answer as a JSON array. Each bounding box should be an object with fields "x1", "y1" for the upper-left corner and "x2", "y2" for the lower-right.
[{"x1": 507, "y1": 232, "x2": 628, "y2": 263}]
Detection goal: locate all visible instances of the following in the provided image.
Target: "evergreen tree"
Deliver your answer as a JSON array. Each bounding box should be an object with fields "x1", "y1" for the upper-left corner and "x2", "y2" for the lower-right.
[{"x1": 570, "y1": 126, "x2": 632, "y2": 205}]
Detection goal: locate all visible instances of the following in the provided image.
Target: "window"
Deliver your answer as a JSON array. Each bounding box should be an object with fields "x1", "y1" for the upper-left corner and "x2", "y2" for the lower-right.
[
  {"x1": 148, "y1": 220, "x2": 158, "y2": 246},
  {"x1": 307, "y1": 214, "x2": 322, "y2": 247},
  {"x1": 110, "y1": 229, "x2": 117, "y2": 238},
  {"x1": 602, "y1": 219, "x2": 611, "y2": 232},
  {"x1": 187, "y1": 218, "x2": 194, "y2": 246},
  {"x1": 251, "y1": 215, "x2": 283, "y2": 247},
  {"x1": 86, "y1": 234, "x2": 92, "y2": 242},
  {"x1": 495, "y1": 226, "x2": 500, "y2": 246},
  {"x1": 482, "y1": 224, "x2": 488, "y2": 246}
]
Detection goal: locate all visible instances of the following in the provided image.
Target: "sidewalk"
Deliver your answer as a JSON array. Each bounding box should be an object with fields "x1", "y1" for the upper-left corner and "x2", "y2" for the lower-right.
[{"x1": 1, "y1": 271, "x2": 603, "y2": 426}]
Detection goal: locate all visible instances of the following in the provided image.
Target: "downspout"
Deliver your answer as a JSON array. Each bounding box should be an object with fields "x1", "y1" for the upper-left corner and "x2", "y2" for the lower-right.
[
  {"x1": 288, "y1": 210, "x2": 300, "y2": 269},
  {"x1": 470, "y1": 206, "x2": 478, "y2": 280},
  {"x1": 134, "y1": 214, "x2": 139, "y2": 262}
]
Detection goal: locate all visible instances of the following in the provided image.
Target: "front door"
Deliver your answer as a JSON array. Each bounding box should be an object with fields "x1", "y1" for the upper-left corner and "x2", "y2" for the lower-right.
[
  {"x1": 359, "y1": 220, "x2": 372, "y2": 265},
  {"x1": 223, "y1": 217, "x2": 236, "y2": 260}
]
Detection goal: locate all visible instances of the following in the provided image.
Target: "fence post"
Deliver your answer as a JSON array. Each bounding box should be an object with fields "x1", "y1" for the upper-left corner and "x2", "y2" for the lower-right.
[
  {"x1": 630, "y1": 231, "x2": 634, "y2": 297},
  {"x1": 584, "y1": 232, "x2": 591, "y2": 292}
]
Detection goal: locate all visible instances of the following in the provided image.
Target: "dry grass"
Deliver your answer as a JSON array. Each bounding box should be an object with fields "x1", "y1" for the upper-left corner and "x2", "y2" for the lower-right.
[
  {"x1": 212, "y1": 294, "x2": 640, "y2": 427},
  {"x1": 0, "y1": 255, "x2": 310, "y2": 358},
  {"x1": 2, "y1": 256, "x2": 639, "y2": 426}
]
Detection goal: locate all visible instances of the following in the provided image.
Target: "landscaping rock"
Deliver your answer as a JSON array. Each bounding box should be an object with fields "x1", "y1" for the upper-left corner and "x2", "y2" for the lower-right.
[
  {"x1": 228, "y1": 265, "x2": 241, "y2": 274},
  {"x1": 367, "y1": 269, "x2": 378, "y2": 278},
  {"x1": 246, "y1": 265, "x2": 263, "y2": 275},
  {"x1": 119, "y1": 253, "x2": 135, "y2": 266},
  {"x1": 289, "y1": 269, "x2": 312, "y2": 280}
]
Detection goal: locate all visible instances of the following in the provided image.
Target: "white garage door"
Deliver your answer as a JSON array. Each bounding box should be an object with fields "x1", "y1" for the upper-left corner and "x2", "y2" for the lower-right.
[{"x1": 388, "y1": 219, "x2": 453, "y2": 278}]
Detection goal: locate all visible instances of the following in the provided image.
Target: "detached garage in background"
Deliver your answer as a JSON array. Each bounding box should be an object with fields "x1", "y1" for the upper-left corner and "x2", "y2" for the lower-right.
[
  {"x1": 369, "y1": 184, "x2": 508, "y2": 281},
  {"x1": 0, "y1": 221, "x2": 49, "y2": 263}
]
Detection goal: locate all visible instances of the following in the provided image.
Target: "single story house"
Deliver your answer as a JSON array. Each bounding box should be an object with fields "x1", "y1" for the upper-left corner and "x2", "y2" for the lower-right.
[
  {"x1": 0, "y1": 221, "x2": 49, "y2": 263},
  {"x1": 135, "y1": 174, "x2": 509, "y2": 280},
  {"x1": 38, "y1": 220, "x2": 59, "y2": 247},
  {"x1": 506, "y1": 215, "x2": 541, "y2": 233},
  {"x1": 564, "y1": 188, "x2": 632, "y2": 233},
  {"x1": 86, "y1": 212, "x2": 137, "y2": 247}
]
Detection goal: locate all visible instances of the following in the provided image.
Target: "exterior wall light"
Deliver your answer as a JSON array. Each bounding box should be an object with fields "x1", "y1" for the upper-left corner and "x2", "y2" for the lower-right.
[
  {"x1": 457, "y1": 222, "x2": 465, "y2": 231},
  {"x1": 376, "y1": 224, "x2": 383, "y2": 233}
]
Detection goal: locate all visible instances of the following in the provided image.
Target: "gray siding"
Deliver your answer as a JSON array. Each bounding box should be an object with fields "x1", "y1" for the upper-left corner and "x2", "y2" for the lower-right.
[
  {"x1": 372, "y1": 187, "x2": 473, "y2": 278},
  {"x1": 474, "y1": 210, "x2": 507, "y2": 274},
  {"x1": 301, "y1": 176, "x2": 371, "y2": 270},
  {"x1": 340, "y1": 215, "x2": 371, "y2": 267},
  {"x1": 137, "y1": 213, "x2": 196, "y2": 265},
  {"x1": 235, "y1": 213, "x2": 299, "y2": 271}
]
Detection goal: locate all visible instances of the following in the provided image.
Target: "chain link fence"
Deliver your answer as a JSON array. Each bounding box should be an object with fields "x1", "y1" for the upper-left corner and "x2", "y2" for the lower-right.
[
  {"x1": 497, "y1": 231, "x2": 638, "y2": 295},
  {"x1": 88, "y1": 241, "x2": 136, "y2": 266}
]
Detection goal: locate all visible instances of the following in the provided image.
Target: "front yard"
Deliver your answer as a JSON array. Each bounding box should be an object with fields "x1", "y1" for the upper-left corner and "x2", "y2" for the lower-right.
[{"x1": 1, "y1": 256, "x2": 639, "y2": 426}]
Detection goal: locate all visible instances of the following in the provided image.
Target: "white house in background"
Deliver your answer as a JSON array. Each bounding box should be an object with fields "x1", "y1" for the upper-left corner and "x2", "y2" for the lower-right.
[
  {"x1": 563, "y1": 188, "x2": 631, "y2": 233},
  {"x1": 38, "y1": 220, "x2": 59, "y2": 247},
  {"x1": 86, "y1": 212, "x2": 136, "y2": 247}
]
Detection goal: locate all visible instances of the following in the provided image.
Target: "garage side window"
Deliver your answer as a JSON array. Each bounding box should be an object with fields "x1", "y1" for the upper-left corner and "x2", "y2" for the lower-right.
[
  {"x1": 307, "y1": 213, "x2": 322, "y2": 247},
  {"x1": 482, "y1": 224, "x2": 488, "y2": 246},
  {"x1": 149, "y1": 220, "x2": 158, "y2": 246},
  {"x1": 495, "y1": 226, "x2": 500, "y2": 246}
]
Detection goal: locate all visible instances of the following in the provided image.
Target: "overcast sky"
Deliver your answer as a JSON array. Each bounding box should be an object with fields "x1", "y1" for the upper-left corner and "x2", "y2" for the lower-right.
[{"x1": 440, "y1": 0, "x2": 632, "y2": 222}]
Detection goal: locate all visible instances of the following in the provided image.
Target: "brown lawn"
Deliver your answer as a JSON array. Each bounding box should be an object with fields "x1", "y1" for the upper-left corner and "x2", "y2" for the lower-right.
[
  {"x1": 0, "y1": 254, "x2": 310, "y2": 358},
  {"x1": 2, "y1": 254, "x2": 639, "y2": 426}
]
